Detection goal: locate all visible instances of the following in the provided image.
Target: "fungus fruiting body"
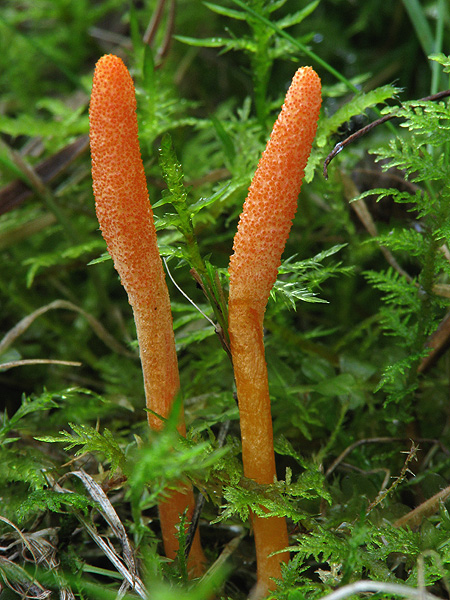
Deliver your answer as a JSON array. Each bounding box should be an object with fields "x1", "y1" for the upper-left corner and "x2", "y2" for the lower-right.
[
  {"x1": 89, "y1": 54, "x2": 205, "y2": 576},
  {"x1": 228, "y1": 66, "x2": 322, "y2": 596}
]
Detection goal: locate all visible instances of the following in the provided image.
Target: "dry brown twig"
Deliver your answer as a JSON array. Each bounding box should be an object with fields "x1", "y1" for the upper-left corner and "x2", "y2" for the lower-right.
[
  {"x1": 0, "y1": 136, "x2": 89, "y2": 216},
  {"x1": 394, "y1": 484, "x2": 450, "y2": 530},
  {"x1": 143, "y1": 0, "x2": 176, "y2": 66},
  {"x1": 0, "y1": 516, "x2": 71, "y2": 599}
]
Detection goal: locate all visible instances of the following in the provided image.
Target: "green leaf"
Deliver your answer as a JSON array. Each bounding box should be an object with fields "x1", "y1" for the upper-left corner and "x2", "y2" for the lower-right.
[
  {"x1": 0, "y1": 393, "x2": 59, "y2": 443},
  {"x1": 314, "y1": 373, "x2": 356, "y2": 396},
  {"x1": 0, "y1": 449, "x2": 51, "y2": 490},
  {"x1": 272, "y1": 244, "x2": 351, "y2": 309},
  {"x1": 316, "y1": 85, "x2": 401, "y2": 148},
  {"x1": 430, "y1": 52, "x2": 450, "y2": 72},
  {"x1": 24, "y1": 239, "x2": 105, "y2": 287},
  {"x1": 275, "y1": 1, "x2": 320, "y2": 30},
  {"x1": 0, "y1": 112, "x2": 88, "y2": 140},
  {"x1": 189, "y1": 182, "x2": 232, "y2": 216},
  {"x1": 402, "y1": 0, "x2": 435, "y2": 57},
  {"x1": 210, "y1": 115, "x2": 236, "y2": 165},
  {"x1": 203, "y1": 2, "x2": 246, "y2": 20},
  {"x1": 17, "y1": 489, "x2": 93, "y2": 522},
  {"x1": 174, "y1": 35, "x2": 234, "y2": 48},
  {"x1": 36, "y1": 424, "x2": 126, "y2": 473}
]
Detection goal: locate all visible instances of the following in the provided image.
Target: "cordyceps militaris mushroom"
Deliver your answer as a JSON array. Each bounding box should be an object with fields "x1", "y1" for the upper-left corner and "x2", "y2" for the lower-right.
[
  {"x1": 89, "y1": 54, "x2": 205, "y2": 577},
  {"x1": 228, "y1": 66, "x2": 321, "y2": 597}
]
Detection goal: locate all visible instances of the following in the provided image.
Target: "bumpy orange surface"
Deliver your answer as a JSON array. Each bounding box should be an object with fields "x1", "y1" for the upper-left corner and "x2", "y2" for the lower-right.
[
  {"x1": 229, "y1": 66, "x2": 322, "y2": 311},
  {"x1": 90, "y1": 54, "x2": 179, "y2": 431},
  {"x1": 228, "y1": 66, "x2": 321, "y2": 596},
  {"x1": 89, "y1": 54, "x2": 205, "y2": 576}
]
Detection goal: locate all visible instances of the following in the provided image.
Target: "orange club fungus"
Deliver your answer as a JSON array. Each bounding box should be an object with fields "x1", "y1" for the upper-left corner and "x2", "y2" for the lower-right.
[
  {"x1": 89, "y1": 54, "x2": 205, "y2": 577},
  {"x1": 228, "y1": 66, "x2": 322, "y2": 597}
]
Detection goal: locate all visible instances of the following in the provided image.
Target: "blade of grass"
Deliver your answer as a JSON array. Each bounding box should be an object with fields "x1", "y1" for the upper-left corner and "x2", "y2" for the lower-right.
[
  {"x1": 402, "y1": 0, "x2": 448, "y2": 93},
  {"x1": 228, "y1": 0, "x2": 398, "y2": 138},
  {"x1": 430, "y1": 0, "x2": 447, "y2": 93},
  {"x1": 402, "y1": 0, "x2": 434, "y2": 58},
  {"x1": 228, "y1": 0, "x2": 358, "y2": 93}
]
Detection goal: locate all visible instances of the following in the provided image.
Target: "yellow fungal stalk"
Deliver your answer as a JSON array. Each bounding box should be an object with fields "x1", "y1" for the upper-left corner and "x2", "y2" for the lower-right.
[
  {"x1": 228, "y1": 66, "x2": 321, "y2": 596},
  {"x1": 89, "y1": 54, "x2": 205, "y2": 577}
]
